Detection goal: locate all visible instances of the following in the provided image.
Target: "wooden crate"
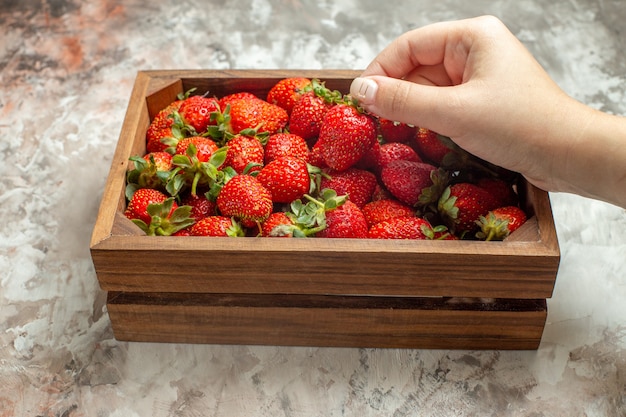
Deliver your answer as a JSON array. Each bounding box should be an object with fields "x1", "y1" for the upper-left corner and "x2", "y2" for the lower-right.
[{"x1": 90, "y1": 70, "x2": 561, "y2": 349}]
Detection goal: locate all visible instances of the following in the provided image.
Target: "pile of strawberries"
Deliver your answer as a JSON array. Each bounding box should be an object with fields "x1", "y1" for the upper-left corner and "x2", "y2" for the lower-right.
[{"x1": 124, "y1": 77, "x2": 527, "y2": 240}]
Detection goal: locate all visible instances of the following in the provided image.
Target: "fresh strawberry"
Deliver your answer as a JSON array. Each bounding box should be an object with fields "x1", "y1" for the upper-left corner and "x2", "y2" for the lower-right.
[
  {"x1": 257, "y1": 156, "x2": 311, "y2": 203},
  {"x1": 267, "y1": 77, "x2": 312, "y2": 114},
  {"x1": 175, "y1": 137, "x2": 219, "y2": 163},
  {"x1": 368, "y1": 216, "x2": 433, "y2": 240},
  {"x1": 181, "y1": 193, "x2": 217, "y2": 222},
  {"x1": 261, "y1": 212, "x2": 295, "y2": 237},
  {"x1": 413, "y1": 127, "x2": 451, "y2": 165},
  {"x1": 216, "y1": 174, "x2": 273, "y2": 228},
  {"x1": 475, "y1": 206, "x2": 527, "y2": 241},
  {"x1": 361, "y1": 199, "x2": 415, "y2": 228},
  {"x1": 124, "y1": 189, "x2": 193, "y2": 236},
  {"x1": 288, "y1": 79, "x2": 343, "y2": 142},
  {"x1": 307, "y1": 140, "x2": 327, "y2": 169},
  {"x1": 476, "y1": 178, "x2": 519, "y2": 207},
  {"x1": 263, "y1": 133, "x2": 310, "y2": 164},
  {"x1": 190, "y1": 216, "x2": 244, "y2": 237},
  {"x1": 438, "y1": 183, "x2": 501, "y2": 235},
  {"x1": 376, "y1": 142, "x2": 421, "y2": 172},
  {"x1": 223, "y1": 134, "x2": 265, "y2": 174},
  {"x1": 318, "y1": 104, "x2": 377, "y2": 172},
  {"x1": 126, "y1": 151, "x2": 172, "y2": 192},
  {"x1": 378, "y1": 118, "x2": 417, "y2": 143},
  {"x1": 319, "y1": 168, "x2": 377, "y2": 208},
  {"x1": 380, "y1": 160, "x2": 436, "y2": 206},
  {"x1": 178, "y1": 94, "x2": 220, "y2": 134},
  {"x1": 355, "y1": 140, "x2": 381, "y2": 171},
  {"x1": 224, "y1": 97, "x2": 288, "y2": 135},
  {"x1": 218, "y1": 92, "x2": 258, "y2": 111},
  {"x1": 146, "y1": 102, "x2": 185, "y2": 153},
  {"x1": 315, "y1": 199, "x2": 368, "y2": 238}
]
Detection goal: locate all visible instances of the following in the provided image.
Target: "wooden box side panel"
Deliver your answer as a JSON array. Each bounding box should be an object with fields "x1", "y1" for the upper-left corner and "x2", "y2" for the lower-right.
[{"x1": 107, "y1": 293, "x2": 547, "y2": 350}]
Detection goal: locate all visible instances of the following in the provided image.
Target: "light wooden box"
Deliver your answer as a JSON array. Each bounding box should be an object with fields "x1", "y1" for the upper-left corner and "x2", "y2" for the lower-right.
[{"x1": 90, "y1": 70, "x2": 560, "y2": 350}]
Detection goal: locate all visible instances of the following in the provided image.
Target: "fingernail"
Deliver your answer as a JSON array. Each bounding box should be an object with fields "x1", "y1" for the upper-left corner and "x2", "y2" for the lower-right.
[{"x1": 350, "y1": 77, "x2": 378, "y2": 105}]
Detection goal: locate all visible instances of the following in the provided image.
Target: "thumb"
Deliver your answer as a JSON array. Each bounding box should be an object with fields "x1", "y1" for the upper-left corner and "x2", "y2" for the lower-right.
[{"x1": 350, "y1": 76, "x2": 455, "y2": 134}]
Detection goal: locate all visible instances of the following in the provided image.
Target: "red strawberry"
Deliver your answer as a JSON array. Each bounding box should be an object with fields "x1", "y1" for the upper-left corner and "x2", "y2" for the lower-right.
[
  {"x1": 413, "y1": 127, "x2": 451, "y2": 165},
  {"x1": 226, "y1": 97, "x2": 288, "y2": 135},
  {"x1": 218, "y1": 92, "x2": 258, "y2": 111},
  {"x1": 264, "y1": 133, "x2": 310, "y2": 164},
  {"x1": 190, "y1": 216, "x2": 244, "y2": 237},
  {"x1": 378, "y1": 118, "x2": 417, "y2": 143},
  {"x1": 361, "y1": 199, "x2": 415, "y2": 228},
  {"x1": 257, "y1": 156, "x2": 311, "y2": 203},
  {"x1": 181, "y1": 193, "x2": 217, "y2": 222},
  {"x1": 316, "y1": 200, "x2": 368, "y2": 239},
  {"x1": 267, "y1": 77, "x2": 312, "y2": 114},
  {"x1": 376, "y1": 142, "x2": 421, "y2": 172},
  {"x1": 320, "y1": 168, "x2": 377, "y2": 208},
  {"x1": 124, "y1": 189, "x2": 193, "y2": 236},
  {"x1": 307, "y1": 140, "x2": 328, "y2": 169},
  {"x1": 475, "y1": 206, "x2": 528, "y2": 241},
  {"x1": 368, "y1": 216, "x2": 433, "y2": 240},
  {"x1": 476, "y1": 178, "x2": 519, "y2": 207},
  {"x1": 438, "y1": 183, "x2": 501, "y2": 234},
  {"x1": 178, "y1": 94, "x2": 220, "y2": 133},
  {"x1": 288, "y1": 91, "x2": 333, "y2": 142},
  {"x1": 175, "y1": 137, "x2": 219, "y2": 163},
  {"x1": 216, "y1": 175, "x2": 273, "y2": 228},
  {"x1": 146, "y1": 100, "x2": 184, "y2": 153},
  {"x1": 318, "y1": 104, "x2": 377, "y2": 172},
  {"x1": 380, "y1": 160, "x2": 436, "y2": 206},
  {"x1": 223, "y1": 134, "x2": 265, "y2": 174},
  {"x1": 261, "y1": 212, "x2": 295, "y2": 237}
]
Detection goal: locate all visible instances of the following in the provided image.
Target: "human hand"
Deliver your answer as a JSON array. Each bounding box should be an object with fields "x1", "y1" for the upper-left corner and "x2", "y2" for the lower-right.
[{"x1": 350, "y1": 16, "x2": 626, "y2": 207}]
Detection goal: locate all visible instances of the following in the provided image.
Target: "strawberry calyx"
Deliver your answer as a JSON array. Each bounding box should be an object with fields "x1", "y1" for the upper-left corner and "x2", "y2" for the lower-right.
[
  {"x1": 166, "y1": 143, "x2": 228, "y2": 197},
  {"x1": 131, "y1": 197, "x2": 195, "y2": 236},
  {"x1": 475, "y1": 212, "x2": 511, "y2": 241},
  {"x1": 277, "y1": 189, "x2": 348, "y2": 237},
  {"x1": 126, "y1": 154, "x2": 171, "y2": 197}
]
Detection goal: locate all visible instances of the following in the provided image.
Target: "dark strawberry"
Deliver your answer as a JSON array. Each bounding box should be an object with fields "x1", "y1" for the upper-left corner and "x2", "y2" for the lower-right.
[
  {"x1": 361, "y1": 199, "x2": 415, "y2": 228},
  {"x1": 476, "y1": 178, "x2": 519, "y2": 207},
  {"x1": 263, "y1": 133, "x2": 310, "y2": 164},
  {"x1": 378, "y1": 118, "x2": 417, "y2": 143},
  {"x1": 376, "y1": 142, "x2": 422, "y2": 172},
  {"x1": 413, "y1": 127, "x2": 451, "y2": 165},
  {"x1": 181, "y1": 193, "x2": 217, "y2": 222},
  {"x1": 380, "y1": 160, "x2": 436, "y2": 206},
  {"x1": 261, "y1": 212, "x2": 295, "y2": 237},
  {"x1": 438, "y1": 183, "x2": 501, "y2": 235},
  {"x1": 257, "y1": 156, "x2": 311, "y2": 203},
  {"x1": 318, "y1": 104, "x2": 377, "y2": 172},
  {"x1": 267, "y1": 77, "x2": 312, "y2": 114},
  {"x1": 223, "y1": 134, "x2": 265, "y2": 174},
  {"x1": 190, "y1": 216, "x2": 244, "y2": 237},
  {"x1": 178, "y1": 94, "x2": 220, "y2": 133},
  {"x1": 475, "y1": 206, "x2": 528, "y2": 241},
  {"x1": 216, "y1": 174, "x2": 273, "y2": 228},
  {"x1": 315, "y1": 199, "x2": 368, "y2": 239},
  {"x1": 319, "y1": 168, "x2": 377, "y2": 208}
]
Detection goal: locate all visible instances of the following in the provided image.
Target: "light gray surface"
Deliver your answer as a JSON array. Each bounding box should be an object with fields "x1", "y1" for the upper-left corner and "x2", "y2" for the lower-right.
[{"x1": 1, "y1": 1, "x2": 625, "y2": 415}]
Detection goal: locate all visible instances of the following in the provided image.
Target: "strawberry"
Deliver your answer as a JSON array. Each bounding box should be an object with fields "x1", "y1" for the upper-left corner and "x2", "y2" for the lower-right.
[
  {"x1": 175, "y1": 137, "x2": 219, "y2": 163},
  {"x1": 476, "y1": 178, "x2": 519, "y2": 207},
  {"x1": 218, "y1": 92, "x2": 258, "y2": 111},
  {"x1": 126, "y1": 151, "x2": 172, "y2": 192},
  {"x1": 263, "y1": 133, "x2": 310, "y2": 164},
  {"x1": 261, "y1": 212, "x2": 295, "y2": 237},
  {"x1": 190, "y1": 216, "x2": 244, "y2": 237},
  {"x1": 181, "y1": 193, "x2": 217, "y2": 222},
  {"x1": 380, "y1": 160, "x2": 436, "y2": 206},
  {"x1": 376, "y1": 142, "x2": 422, "y2": 172},
  {"x1": 178, "y1": 94, "x2": 220, "y2": 134},
  {"x1": 319, "y1": 168, "x2": 377, "y2": 208},
  {"x1": 438, "y1": 183, "x2": 501, "y2": 235},
  {"x1": 257, "y1": 156, "x2": 311, "y2": 203},
  {"x1": 413, "y1": 127, "x2": 451, "y2": 165},
  {"x1": 361, "y1": 199, "x2": 415, "y2": 228},
  {"x1": 315, "y1": 199, "x2": 368, "y2": 239},
  {"x1": 307, "y1": 140, "x2": 327, "y2": 169},
  {"x1": 378, "y1": 118, "x2": 417, "y2": 143},
  {"x1": 124, "y1": 189, "x2": 193, "y2": 236},
  {"x1": 368, "y1": 216, "x2": 434, "y2": 240},
  {"x1": 288, "y1": 79, "x2": 343, "y2": 142},
  {"x1": 223, "y1": 134, "x2": 265, "y2": 174},
  {"x1": 267, "y1": 77, "x2": 312, "y2": 114},
  {"x1": 475, "y1": 206, "x2": 527, "y2": 241},
  {"x1": 168, "y1": 139, "x2": 227, "y2": 197},
  {"x1": 146, "y1": 102, "x2": 185, "y2": 153},
  {"x1": 318, "y1": 104, "x2": 377, "y2": 172},
  {"x1": 216, "y1": 174, "x2": 273, "y2": 228},
  {"x1": 225, "y1": 97, "x2": 288, "y2": 135}
]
